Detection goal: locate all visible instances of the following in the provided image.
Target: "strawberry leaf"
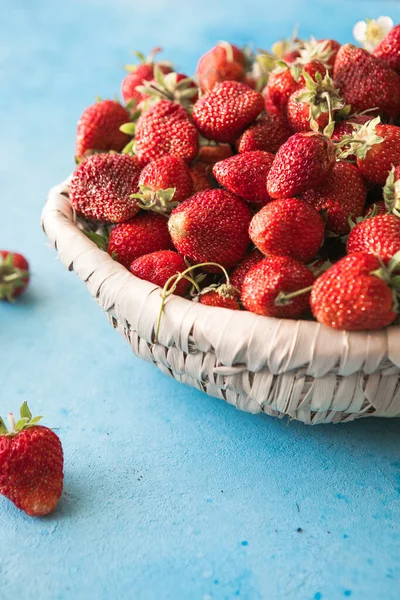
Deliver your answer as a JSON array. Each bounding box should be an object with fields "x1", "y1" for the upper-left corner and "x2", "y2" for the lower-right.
[
  {"x1": 0, "y1": 417, "x2": 8, "y2": 435},
  {"x1": 15, "y1": 418, "x2": 29, "y2": 432},
  {"x1": 20, "y1": 401, "x2": 32, "y2": 421}
]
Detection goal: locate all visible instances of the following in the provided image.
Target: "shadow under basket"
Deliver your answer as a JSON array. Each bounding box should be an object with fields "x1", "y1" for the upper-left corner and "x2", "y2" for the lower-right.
[{"x1": 42, "y1": 179, "x2": 400, "y2": 425}]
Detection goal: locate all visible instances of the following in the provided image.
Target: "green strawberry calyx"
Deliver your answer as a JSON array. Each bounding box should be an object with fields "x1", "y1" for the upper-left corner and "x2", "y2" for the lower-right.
[
  {"x1": 0, "y1": 252, "x2": 29, "y2": 302},
  {"x1": 298, "y1": 37, "x2": 336, "y2": 69},
  {"x1": 136, "y1": 67, "x2": 198, "y2": 110},
  {"x1": 335, "y1": 116, "x2": 384, "y2": 159},
  {"x1": 0, "y1": 402, "x2": 43, "y2": 437},
  {"x1": 295, "y1": 70, "x2": 345, "y2": 132},
  {"x1": 371, "y1": 251, "x2": 400, "y2": 312},
  {"x1": 194, "y1": 282, "x2": 239, "y2": 302},
  {"x1": 383, "y1": 166, "x2": 400, "y2": 218},
  {"x1": 124, "y1": 47, "x2": 173, "y2": 73},
  {"x1": 131, "y1": 184, "x2": 179, "y2": 215}
]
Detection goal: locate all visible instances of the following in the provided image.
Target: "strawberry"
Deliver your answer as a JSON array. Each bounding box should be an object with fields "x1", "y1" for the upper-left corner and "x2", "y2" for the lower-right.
[
  {"x1": 196, "y1": 42, "x2": 246, "y2": 92},
  {"x1": 230, "y1": 249, "x2": 264, "y2": 293},
  {"x1": 132, "y1": 156, "x2": 193, "y2": 214},
  {"x1": 302, "y1": 162, "x2": 367, "y2": 235},
  {"x1": 0, "y1": 251, "x2": 29, "y2": 301},
  {"x1": 356, "y1": 123, "x2": 400, "y2": 185},
  {"x1": 331, "y1": 114, "x2": 371, "y2": 160},
  {"x1": 69, "y1": 153, "x2": 141, "y2": 223},
  {"x1": 213, "y1": 150, "x2": 275, "y2": 207},
  {"x1": 198, "y1": 144, "x2": 233, "y2": 165},
  {"x1": 198, "y1": 284, "x2": 240, "y2": 310},
  {"x1": 346, "y1": 214, "x2": 400, "y2": 263},
  {"x1": 108, "y1": 212, "x2": 172, "y2": 268},
  {"x1": 364, "y1": 200, "x2": 388, "y2": 218},
  {"x1": 286, "y1": 71, "x2": 344, "y2": 133},
  {"x1": 383, "y1": 165, "x2": 400, "y2": 216},
  {"x1": 192, "y1": 81, "x2": 264, "y2": 143},
  {"x1": 249, "y1": 197, "x2": 324, "y2": 262},
  {"x1": 266, "y1": 132, "x2": 336, "y2": 198},
  {"x1": 75, "y1": 100, "x2": 131, "y2": 160},
  {"x1": 129, "y1": 250, "x2": 189, "y2": 296},
  {"x1": 241, "y1": 255, "x2": 314, "y2": 318},
  {"x1": 236, "y1": 114, "x2": 291, "y2": 154},
  {"x1": 0, "y1": 402, "x2": 63, "y2": 517},
  {"x1": 333, "y1": 44, "x2": 400, "y2": 119},
  {"x1": 298, "y1": 38, "x2": 340, "y2": 70},
  {"x1": 310, "y1": 252, "x2": 398, "y2": 330},
  {"x1": 135, "y1": 100, "x2": 199, "y2": 165},
  {"x1": 168, "y1": 189, "x2": 251, "y2": 271},
  {"x1": 189, "y1": 162, "x2": 214, "y2": 192},
  {"x1": 265, "y1": 60, "x2": 327, "y2": 118},
  {"x1": 373, "y1": 24, "x2": 400, "y2": 73},
  {"x1": 121, "y1": 48, "x2": 172, "y2": 105}
]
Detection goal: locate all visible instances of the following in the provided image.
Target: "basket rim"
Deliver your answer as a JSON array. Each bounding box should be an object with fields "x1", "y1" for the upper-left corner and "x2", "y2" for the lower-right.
[{"x1": 41, "y1": 178, "x2": 400, "y2": 378}]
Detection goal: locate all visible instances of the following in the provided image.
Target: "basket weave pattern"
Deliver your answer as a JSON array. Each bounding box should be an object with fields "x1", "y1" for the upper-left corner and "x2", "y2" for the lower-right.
[{"x1": 42, "y1": 180, "x2": 400, "y2": 424}]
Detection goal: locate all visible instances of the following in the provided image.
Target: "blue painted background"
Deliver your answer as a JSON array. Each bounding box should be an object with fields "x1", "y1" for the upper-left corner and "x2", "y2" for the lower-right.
[{"x1": 1, "y1": 1, "x2": 400, "y2": 598}]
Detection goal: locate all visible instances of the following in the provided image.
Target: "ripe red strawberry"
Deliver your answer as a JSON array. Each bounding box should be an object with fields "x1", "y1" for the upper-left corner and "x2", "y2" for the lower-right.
[
  {"x1": 265, "y1": 60, "x2": 326, "y2": 118},
  {"x1": 198, "y1": 144, "x2": 233, "y2": 165},
  {"x1": 0, "y1": 251, "x2": 29, "y2": 301},
  {"x1": 69, "y1": 153, "x2": 141, "y2": 223},
  {"x1": 213, "y1": 151, "x2": 275, "y2": 207},
  {"x1": 249, "y1": 197, "x2": 324, "y2": 262},
  {"x1": 311, "y1": 252, "x2": 398, "y2": 330},
  {"x1": 133, "y1": 156, "x2": 193, "y2": 213},
  {"x1": 373, "y1": 24, "x2": 400, "y2": 73},
  {"x1": 241, "y1": 255, "x2": 314, "y2": 318},
  {"x1": 121, "y1": 48, "x2": 172, "y2": 105},
  {"x1": 331, "y1": 114, "x2": 371, "y2": 161},
  {"x1": 168, "y1": 189, "x2": 251, "y2": 271},
  {"x1": 137, "y1": 70, "x2": 198, "y2": 110},
  {"x1": 135, "y1": 100, "x2": 199, "y2": 165},
  {"x1": 198, "y1": 285, "x2": 240, "y2": 310},
  {"x1": 267, "y1": 132, "x2": 336, "y2": 198},
  {"x1": 236, "y1": 114, "x2": 292, "y2": 154},
  {"x1": 286, "y1": 72, "x2": 344, "y2": 133},
  {"x1": 189, "y1": 162, "x2": 214, "y2": 192},
  {"x1": 192, "y1": 81, "x2": 264, "y2": 143},
  {"x1": 302, "y1": 162, "x2": 367, "y2": 235},
  {"x1": 230, "y1": 249, "x2": 264, "y2": 293},
  {"x1": 108, "y1": 212, "x2": 172, "y2": 268},
  {"x1": 333, "y1": 44, "x2": 400, "y2": 118},
  {"x1": 346, "y1": 214, "x2": 400, "y2": 263},
  {"x1": 0, "y1": 403, "x2": 63, "y2": 517},
  {"x1": 364, "y1": 200, "x2": 387, "y2": 218},
  {"x1": 356, "y1": 124, "x2": 400, "y2": 185},
  {"x1": 129, "y1": 250, "x2": 189, "y2": 296},
  {"x1": 75, "y1": 100, "x2": 131, "y2": 160},
  {"x1": 196, "y1": 42, "x2": 246, "y2": 92}
]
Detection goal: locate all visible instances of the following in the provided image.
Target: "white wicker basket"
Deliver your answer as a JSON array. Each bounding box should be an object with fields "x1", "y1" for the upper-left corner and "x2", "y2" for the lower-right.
[{"x1": 42, "y1": 179, "x2": 400, "y2": 424}]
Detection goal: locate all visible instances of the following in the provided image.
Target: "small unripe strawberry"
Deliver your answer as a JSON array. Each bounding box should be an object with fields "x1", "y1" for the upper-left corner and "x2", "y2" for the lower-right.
[{"x1": 198, "y1": 284, "x2": 240, "y2": 310}]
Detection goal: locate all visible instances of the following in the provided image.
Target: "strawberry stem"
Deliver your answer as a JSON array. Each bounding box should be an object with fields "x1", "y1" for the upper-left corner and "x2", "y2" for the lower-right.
[
  {"x1": 8, "y1": 413, "x2": 16, "y2": 433},
  {"x1": 275, "y1": 285, "x2": 313, "y2": 306}
]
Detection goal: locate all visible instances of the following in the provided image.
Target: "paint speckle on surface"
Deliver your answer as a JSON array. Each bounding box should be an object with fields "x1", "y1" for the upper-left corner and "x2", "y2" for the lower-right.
[
  {"x1": 314, "y1": 593, "x2": 323, "y2": 600},
  {"x1": 241, "y1": 541, "x2": 248, "y2": 547},
  {"x1": 336, "y1": 494, "x2": 349, "y2": 503},
  {"x1": 344, "y1": 591, "x2": 352, "y2": 597},
  {"x1": 343, "y1": 534, "x2": 350, "y2": 539}
]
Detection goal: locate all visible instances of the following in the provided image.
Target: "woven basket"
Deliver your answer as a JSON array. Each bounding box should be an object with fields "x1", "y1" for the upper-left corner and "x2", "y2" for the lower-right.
[{"x1": 42, "y1": 179, "x2": 400, "y2": 424}]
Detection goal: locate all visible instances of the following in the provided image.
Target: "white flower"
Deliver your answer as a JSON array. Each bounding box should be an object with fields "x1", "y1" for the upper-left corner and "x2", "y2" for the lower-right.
[{"x1": 353, "y1": 16, "x2": 394, "y2": 52}]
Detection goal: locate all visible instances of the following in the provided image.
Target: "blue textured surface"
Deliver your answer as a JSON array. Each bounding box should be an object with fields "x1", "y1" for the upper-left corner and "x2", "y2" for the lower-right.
[{"x1": 1, "y1": 1, "x2": 400, "y2": 598}]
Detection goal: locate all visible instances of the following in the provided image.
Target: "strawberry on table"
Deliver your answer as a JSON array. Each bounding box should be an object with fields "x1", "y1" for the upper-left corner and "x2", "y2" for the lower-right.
[
  {"x1": 213, "y1": 150, "x2": 275, "y2": 207},
  {"x1": 196, "y1": 42, "x2": 247, "y2": 92},
  {"x1": 69, "y1": 153, "x2": 142, "y2": 222},
  {"x1": 130, "y1": 250, "x2": 190, "y2": 296},
  {"x1": 192, "y1": 81, "x2": 264, "y2": 143},
  {"x1": 311, "y1": 252, "x2": 398, "y2": 330},
  {"x1": 0, "y1": 402, "x2": 64, "y2": 517},
  {"x1": 108, "y1": 212, "x2": 172, "y2": 268},
  {"x1": 168, "y1": 189, "x2": 251, "y2": 271},
  {"x1": 333, "y1": 44, "x2": 400, "y2": 119},
  {"x1": 135, "y1": 100, "x2": 199, "y2": 165},
  {"x1": 0, "y1": 251, "x2": 29, "y2": 301},
  {"x1": 241, "y1": 255, "x2": 314, "y2": 318},
  {"x1": 236, "y1": 113, "x2": 292, "y2": 154},
  {"x1": 75, "y1": 100, "x2": 132, "y2": 161},
  {"x1": 249, "y1": 197, "x2": 325, "y2": 263},
  {"x1": 267, "y1": 132, "x2": 336, "y2": 198},
  {"x1": 346, "y1": 214, "x2": 400, "y2": 263},
  {"x1": 132, "y1": 155, "x2": 193, "y2": 214}
]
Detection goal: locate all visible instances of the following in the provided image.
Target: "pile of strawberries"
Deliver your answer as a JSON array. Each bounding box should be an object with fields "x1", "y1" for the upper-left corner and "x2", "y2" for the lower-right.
[{"x1": 69, "y1": 22, "x2": 400, "y2": 331}]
